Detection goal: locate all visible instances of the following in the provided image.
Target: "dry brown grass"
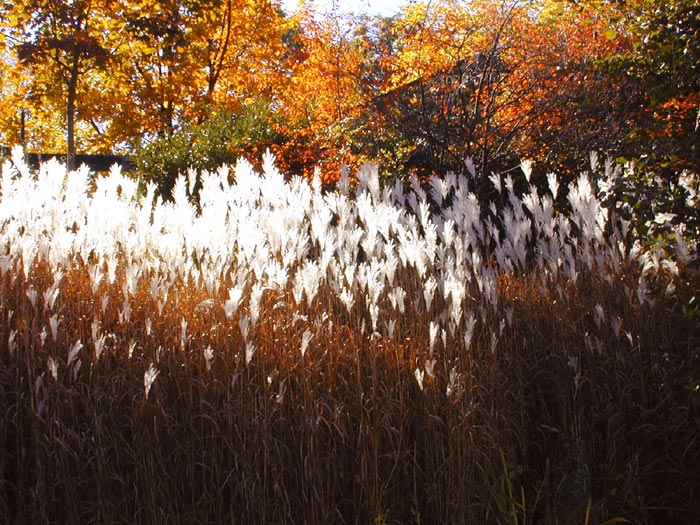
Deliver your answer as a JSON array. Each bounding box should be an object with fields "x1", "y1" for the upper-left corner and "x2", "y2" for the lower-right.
[
  {"x1": 1, "y1": 256, "x2": 697, "y2": 524},
  {"x1": 1, "y1": 158, "x2": 698, "y2": 523}
]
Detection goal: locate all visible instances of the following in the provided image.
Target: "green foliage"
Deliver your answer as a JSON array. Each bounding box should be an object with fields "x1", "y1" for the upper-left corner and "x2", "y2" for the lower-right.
[
  {"x1": 595, "y1": 0, "x2": 700, "y2": 177},
  {"x1": 594, "y1": 156, "x2": 700, "y2": 249},
  {"x1": 633, "y1": 0, "x2": 700, "y2": 96},
  {"x1": 132, "y1": 101, "x2": 287, "y2": 199}
]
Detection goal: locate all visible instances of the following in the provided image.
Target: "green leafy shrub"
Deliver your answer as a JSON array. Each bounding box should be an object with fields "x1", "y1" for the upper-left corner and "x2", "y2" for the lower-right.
[
  {"x1": 132, "y1": 101, "x2": 287, "y2": 200},
  {"x1": 592, "y1": 152, "x2": 700, "y2": 251}
]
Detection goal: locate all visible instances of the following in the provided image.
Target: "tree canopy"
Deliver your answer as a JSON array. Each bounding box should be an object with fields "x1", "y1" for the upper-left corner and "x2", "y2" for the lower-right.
[{"x1": 0, "y1": 0, "x2": 697, "y2": 185}]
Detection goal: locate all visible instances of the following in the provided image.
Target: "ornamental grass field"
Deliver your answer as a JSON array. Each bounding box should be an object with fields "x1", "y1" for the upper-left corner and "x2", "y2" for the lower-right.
[{"x1": 0, "y1": 148, "x2": 698, "y2": 523}]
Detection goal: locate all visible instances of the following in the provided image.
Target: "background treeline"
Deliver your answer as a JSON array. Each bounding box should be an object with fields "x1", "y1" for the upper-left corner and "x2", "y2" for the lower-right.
[{"x1": 0, "y1": 0, "x2": 698, "y2": 187}]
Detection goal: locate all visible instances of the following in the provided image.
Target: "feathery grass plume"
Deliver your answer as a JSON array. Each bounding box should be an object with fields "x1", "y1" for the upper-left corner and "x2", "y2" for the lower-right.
[
  {"x1": 127, "y1": 339, "x2": 137, "y2": 359},
  {"x1": 414, "y1": 368, "x2": 425, "y2": 391},
  {"x1": 224, "y1": 285, "x2": 244, "y2": 319},
  {"x1": 91, "y1": 319, "x2": 107, "y2": 362},
  {"x1": 547, "y1": 172, "x2": 559, "y2": 200},
  {"x1": 488, "y1": 171, "x2": 504, "y2": 194},
  {"x1": 365, "y1": 262, "x2": 385, "y2": 306},
  {"x1": 143, "y1": 363, "x2": 159, "y2": 399},
  {"x1": 25, "y1": 287, "x2": 38, "y2": 308},
  {"x1": 520, "y1": 159, "x2": 534, "y2": 182},
  {"x1": 249, "y1": 283, "x2": 264, "y2": 327},
  {"x1": 369, "y1": 303, "x2": 380, "y2": 333},
  {"x1": 339, "y1": 286, "x2": 355, "y2": 314},
  {"x1": 429, "y1": 320, "x2": 440, "y2": 355},
  {"x1": 300, "y1": 329, "x2": 313, "y2": 358},
  {"x1": 42, "y1": 271, "x2": 63, "y2": 312},
  {"x1": 48, "y1": 314, "x2": 60, "y2": 342},
  {"x1": 67, "y1": 340, "x2": 82, "y2": 369},
  {"x1": 245, "y1": 342, "x2": 256, "y2": 366},
  {"x1": 47, "y1": 357, "x2": 58, "y2": 380},
  {"x1": 295, "y1": 259, "x2": 322, "y2": 308},
  {"x1": 239, "y1": 315, "x2": 251, "y2": 345},
  {"x1": 7, "y1": 329, "x2": 17, "y2": 358},
  {"x1": 179, "y1": 317, "x2": 188, "y2": 353},
  {"x1": 203, "y1": 345, "x2": 214, "y2": 371}
]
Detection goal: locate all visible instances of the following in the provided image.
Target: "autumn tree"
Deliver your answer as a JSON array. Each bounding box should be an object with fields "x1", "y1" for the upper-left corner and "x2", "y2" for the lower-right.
[
  {"x1": 569, "y1": 0, "x2": 700, "y2": 239},
  {"x1": 116, "y1": 0, "x2": 295, "y2": 194},
  {"x1": 626, "y1": 0, "x2": 699, "y2": 174},
  {"x1": 0, "y1": 0, "x2": 119, "y2": 169},
  {"x1": 108, "y1": 0, "x2": 289, "y2": 141},
  {"x1": 368, "y1": 0, "x2": 550, "y2": 183},
  {"x1": 0, "y1": 46, "x2": 29, "y2": 149},
  {"x1": 495, "y1": 0, "x2": 640, "y2": 176},
  {"x1": 353, "y1": 0, "x2": 655, "y2": 189},
  {"x1": 0, "y1": 0, "x2": 291, "y2": 168},
  {"x1": 3, "y1": 0, "x2": 695, "y2": 197},
  {"x1": 520, "y1": 0, "x2": 699, "y2": 177},
  {"x1": 270, "y1": 4, "x2": 376, "y2": 180}
]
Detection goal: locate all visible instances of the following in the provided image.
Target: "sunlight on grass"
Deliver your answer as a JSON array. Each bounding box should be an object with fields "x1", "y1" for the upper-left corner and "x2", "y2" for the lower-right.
[{"x1": 0, "y1": 147, "x2": 698, "y2": 523}]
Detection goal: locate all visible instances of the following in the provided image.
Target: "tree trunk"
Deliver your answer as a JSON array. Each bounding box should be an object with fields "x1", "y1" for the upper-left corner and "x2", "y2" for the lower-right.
[
  {"x1": 66, "y1": 54, "x2": 79, "y2": 171},
  {"x1": 67, "y1": 94, "x2": 76, "y2": 171}
]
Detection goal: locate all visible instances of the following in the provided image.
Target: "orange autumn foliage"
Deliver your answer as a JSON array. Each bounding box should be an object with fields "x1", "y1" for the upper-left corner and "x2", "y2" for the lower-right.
[
  {"x1": 1, "y1": 0, "x2": 696, "y2": 183},
  {"x1": 273, "y1": 6, "x2": 371, "y2": 182}
]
